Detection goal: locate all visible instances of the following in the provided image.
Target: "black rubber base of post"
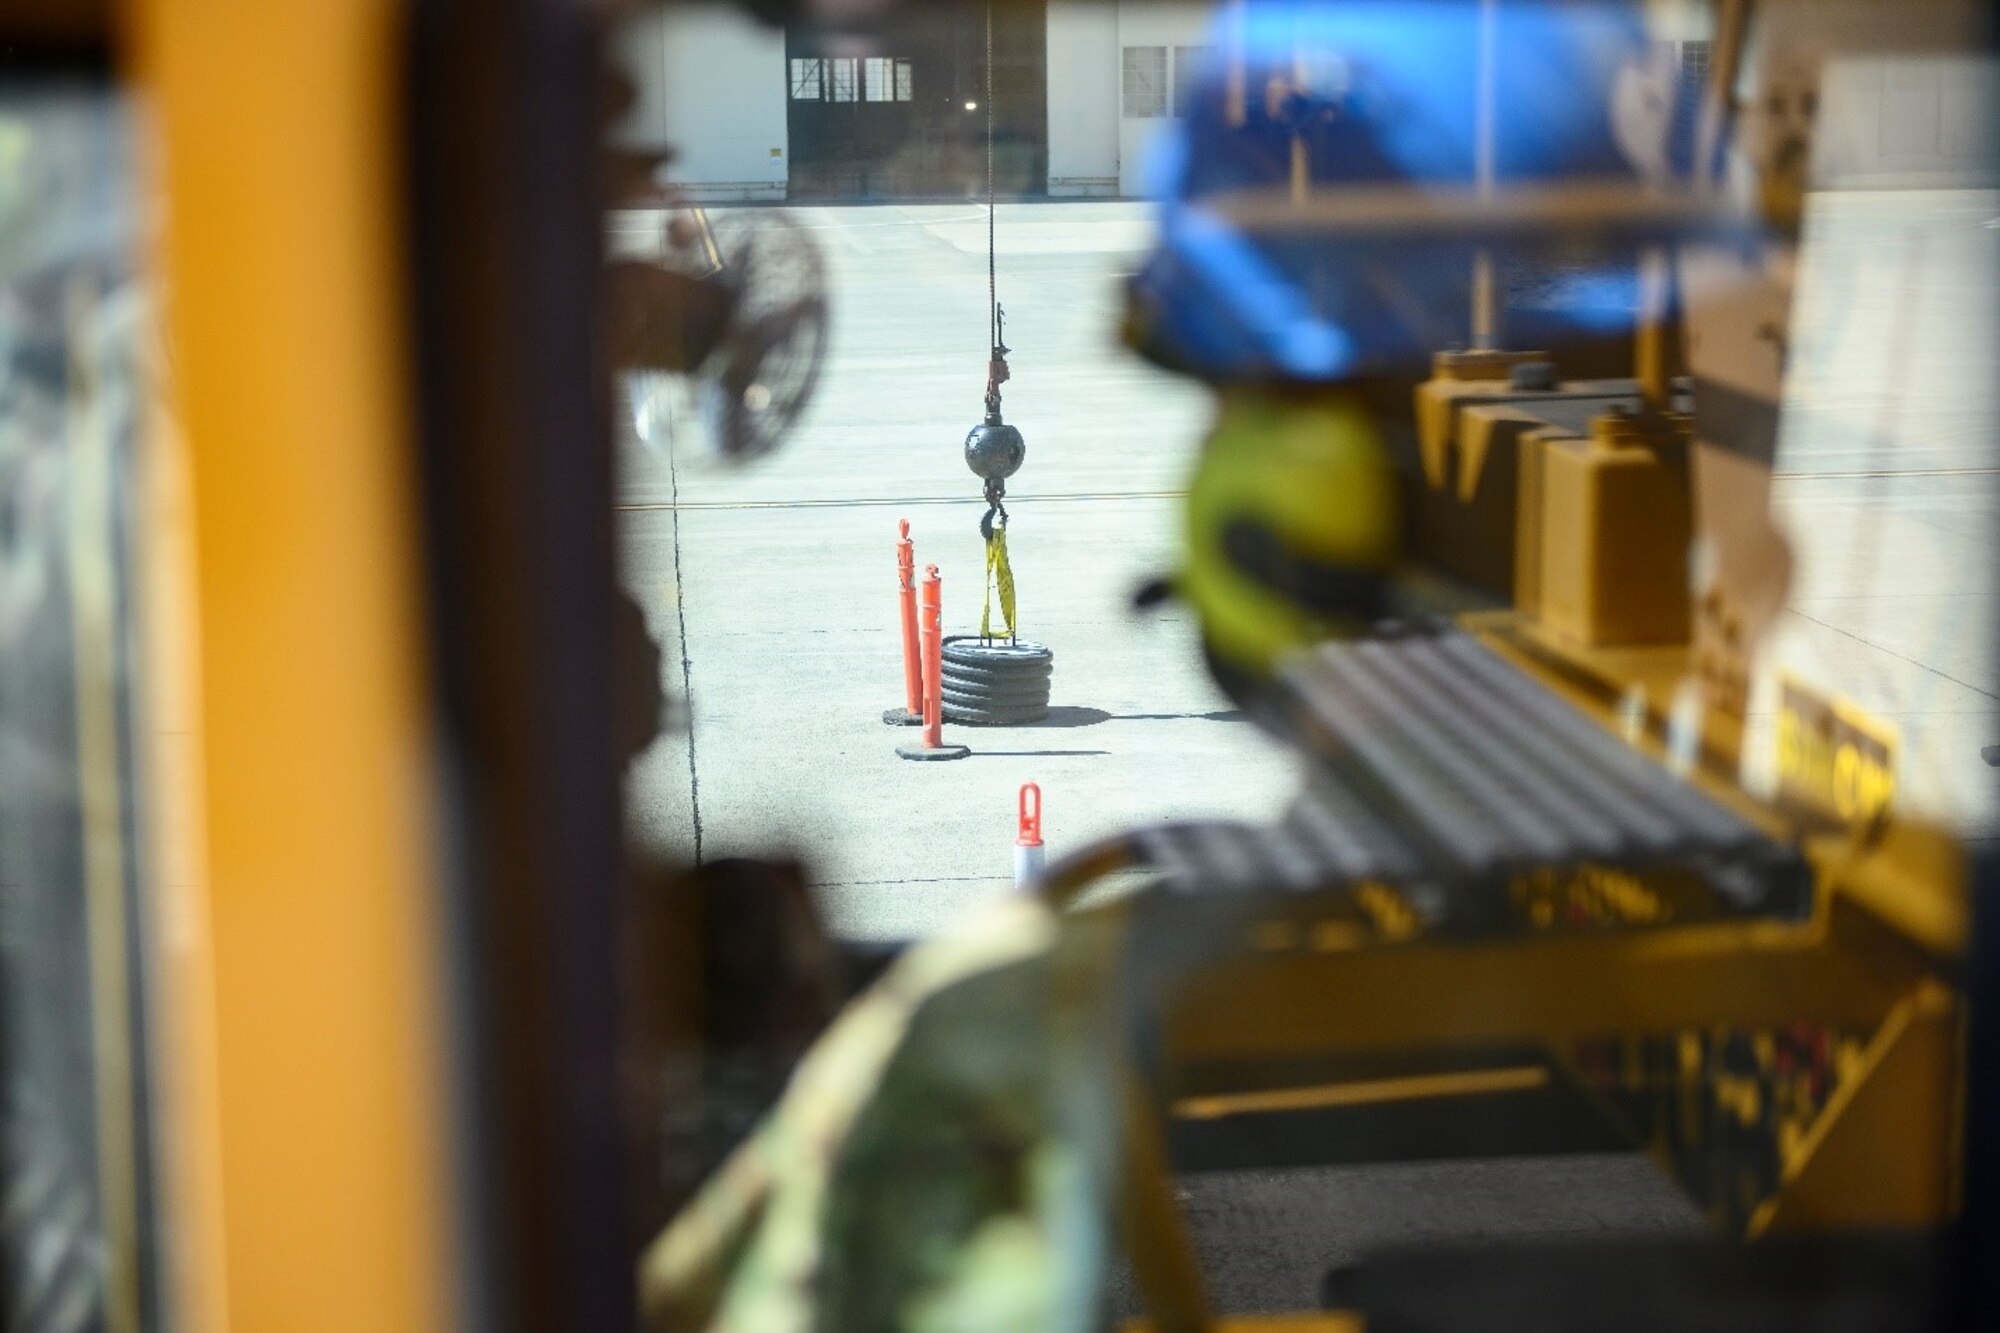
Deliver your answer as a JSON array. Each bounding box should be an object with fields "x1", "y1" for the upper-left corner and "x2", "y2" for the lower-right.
[
  {"x1": 896, "y1": 742, "x2": 970, "y2": 761},
  {"x1": 882, "y1": 708, "x2": 923, "y2": 726}
]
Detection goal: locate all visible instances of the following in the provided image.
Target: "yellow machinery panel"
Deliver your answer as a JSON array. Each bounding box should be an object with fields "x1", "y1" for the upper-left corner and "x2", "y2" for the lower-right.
[{"x1": 1534, "y1": 416, "x2": 1693, "y2": 649}]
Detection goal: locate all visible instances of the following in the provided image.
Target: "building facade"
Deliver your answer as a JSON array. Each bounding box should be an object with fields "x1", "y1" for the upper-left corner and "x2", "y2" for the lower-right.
[
  {"x1": 611, "y1": 4, "x2": 1995, "y2": 203},
  {"x1": 615, "y1": 2, "x2": 1211, "y2": 201}
]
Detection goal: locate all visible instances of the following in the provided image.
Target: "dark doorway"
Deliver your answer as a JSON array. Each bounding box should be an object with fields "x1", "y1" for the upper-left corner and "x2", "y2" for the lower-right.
[{"x1": 784, "y1": 2, "x2": 1046, "y2": 200}]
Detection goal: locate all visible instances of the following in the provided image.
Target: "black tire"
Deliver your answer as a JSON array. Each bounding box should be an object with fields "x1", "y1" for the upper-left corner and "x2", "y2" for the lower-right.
[
  {"x1": 941, "y1": 637, "x2": 1051, "y2": 665},
  {"x1": 938, "y1": 636, "x2": 1054, "y2": 726},
  {"x1": 942, "y1": 700, "x2": 1051, "y2": 725},
  {"x1": 938, "y1": 671, "x2": 1050, "y2": 701}
]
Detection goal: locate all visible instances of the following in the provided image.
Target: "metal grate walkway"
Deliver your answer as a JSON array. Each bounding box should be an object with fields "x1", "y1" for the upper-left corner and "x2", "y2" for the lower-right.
[{"x1": 1127, "y1": 631, "x2": 1791, "y2": 922}]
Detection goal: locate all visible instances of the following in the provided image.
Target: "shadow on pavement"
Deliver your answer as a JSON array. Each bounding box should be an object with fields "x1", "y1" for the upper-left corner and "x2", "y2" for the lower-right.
[{"x1": 1023, "y1": 706, "x2": 1247, "y2": 728}]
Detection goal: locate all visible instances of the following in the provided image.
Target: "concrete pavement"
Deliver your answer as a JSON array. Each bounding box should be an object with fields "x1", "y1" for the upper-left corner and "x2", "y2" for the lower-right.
[
  {"x1": 1757, "y1": 188, "x2": 2000, "y2": 840},
  {"x1": 616, "y1": 202, "x2": 1297, "y2": 942},
  {"x1": 617, "y1": 191, "x2": 1998, "y2": 935}
]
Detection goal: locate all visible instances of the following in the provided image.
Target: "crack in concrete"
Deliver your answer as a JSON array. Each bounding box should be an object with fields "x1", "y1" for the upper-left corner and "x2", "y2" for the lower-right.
[
  {"x1": 1787, "y1": 608, "x2": 2000, "y2": 704},
  {"x1": 666, "y1": 413, "x2": 704, "y2": 864}
]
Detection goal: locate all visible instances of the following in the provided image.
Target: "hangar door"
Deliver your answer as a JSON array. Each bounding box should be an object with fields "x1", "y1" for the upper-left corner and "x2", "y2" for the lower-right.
[{"x1": 785, "y1": 4, "x2": 1047, "y2": 199}]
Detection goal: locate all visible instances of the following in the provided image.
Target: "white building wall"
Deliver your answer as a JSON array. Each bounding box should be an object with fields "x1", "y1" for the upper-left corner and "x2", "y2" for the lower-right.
[
  {"x1": 623, "y1": 7, "x2": 1993, "y2": 205},
  {"x1": 1044, "y1": 1, "x2": 1213, "y2": 199},
  {"x1": 618, "y1": 7, "x2": 789, "y2": 202},
  {"x1": 1113, "y1": 3, "x2": 1214, "y2": 197},
  {"x1": 1046, "y1": 2, "x2": 1120, "y2": 196},
  {"x1": 1815, "y1": 55, "x2": 1998, "y2": 190}
]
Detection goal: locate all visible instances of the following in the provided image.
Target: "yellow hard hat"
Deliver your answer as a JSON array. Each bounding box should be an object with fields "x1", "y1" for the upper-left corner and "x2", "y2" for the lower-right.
[{"x1": 1182, "y1": 388, "x2": 1401, "y2": 692}]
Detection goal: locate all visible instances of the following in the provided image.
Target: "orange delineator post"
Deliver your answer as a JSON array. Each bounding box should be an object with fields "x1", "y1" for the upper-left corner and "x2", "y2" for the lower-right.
[
  {"x1": 919, "y1": 563, "x2": 944, "y2": 747},
  {"x1": 1014, "y1": 781, "x2": 1046, "y2": 889},
  {"x1": 896, "y1": 562, "x2": 967, "y2": 760},
  {"x1": 897, "y1": 520, "x2": 922, "y2": 717}
]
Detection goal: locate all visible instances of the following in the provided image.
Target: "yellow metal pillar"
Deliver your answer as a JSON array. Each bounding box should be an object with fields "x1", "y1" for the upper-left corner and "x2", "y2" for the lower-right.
[{"x1": 133, "y1": 2, "x2": 453, "y2": 1330}]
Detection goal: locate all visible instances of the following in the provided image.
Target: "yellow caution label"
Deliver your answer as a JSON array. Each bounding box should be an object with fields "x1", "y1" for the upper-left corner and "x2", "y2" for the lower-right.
[{"x1": 1774, "y1": 674, "x2": 1898, "y2": 829}]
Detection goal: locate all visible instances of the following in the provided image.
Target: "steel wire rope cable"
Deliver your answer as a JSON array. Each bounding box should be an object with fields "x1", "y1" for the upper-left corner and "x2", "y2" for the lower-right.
[
  {"x1": 947, "y1": 0, "x2": 1054, "y2": 725},
  {"x1": 977, "y1": 1, "x2": 1017, "y2": 646},
  {"x1": 988, "y1": 0, "x2": 997, "y2": 358}
]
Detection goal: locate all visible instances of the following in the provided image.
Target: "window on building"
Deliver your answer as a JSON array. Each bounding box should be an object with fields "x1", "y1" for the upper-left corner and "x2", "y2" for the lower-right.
[
  {"x1": 829, "y1": 57, "x2": 858, "y2": 103},
  {"x1": 789, "y1": 57, "x2": 824, "y2": 101},
  {"x1": 1122, "y1": 45, "x2": 1168, "y2": 118},
  {"x1": 864, "y1": 57, "x2": 914, "y2": 103},
  {"x1": 1679, "y1": 40, "x2": 1712, "y2": 85},
  {"x1": 1173, "y1": 46, "x2": 1215, "y2": 118}
]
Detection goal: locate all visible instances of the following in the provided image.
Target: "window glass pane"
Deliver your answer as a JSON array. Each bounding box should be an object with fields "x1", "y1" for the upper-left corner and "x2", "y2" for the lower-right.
[
  {"x1": 864, "y1": 57, "x2": 894, "y2": 102},
  {"x1": 829, "y1": 57, "x2": 857, "y2": 104},
  {"x1": 788, "y1": 57, "x2": 822, "y2": 101},
  {"x1": 1172, "y1": 45, "x2": 1214, "y2": 118},
  {"x1": 0, "y1": 83, "x2": 160, "y2": 1331},
  {"x1": 1679, "y1": 39, "x2": 1712, "y2": 83},
  {"x1": 1122, "y1": 45, "x2": 1167, "y2": 118},
  {"x1": 610, "y1": 6, "x2": 2000, "y2": 1325}
]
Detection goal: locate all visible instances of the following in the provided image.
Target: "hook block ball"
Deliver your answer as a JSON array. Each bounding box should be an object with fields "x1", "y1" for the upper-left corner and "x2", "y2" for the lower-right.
[{"x1": 964, "y1": 419, "x2": 1026, "y2": 482}]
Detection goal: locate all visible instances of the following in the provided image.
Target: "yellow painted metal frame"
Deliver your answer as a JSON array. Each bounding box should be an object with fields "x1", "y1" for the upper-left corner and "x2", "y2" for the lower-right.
[
  {"x1": 1124, "y1": 896, "x2": 1960, "y2": 1329},
  {"x1": 133, "y1": 2, "x2": 453, "y2": 1330},
  {"x1": 1167, "y1": 909, "x2": 1938, "y2": 1062},
  {"x1": 1118, "y1": 639, "x2": 1967, "y2": 1328}
]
